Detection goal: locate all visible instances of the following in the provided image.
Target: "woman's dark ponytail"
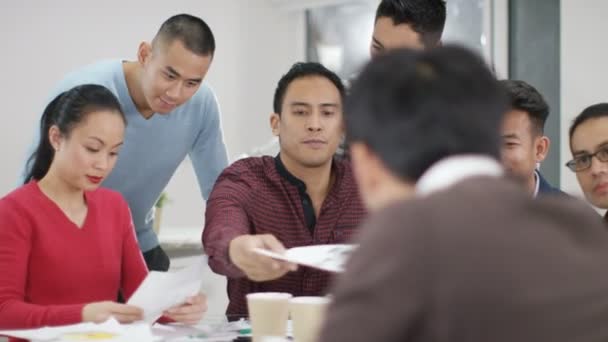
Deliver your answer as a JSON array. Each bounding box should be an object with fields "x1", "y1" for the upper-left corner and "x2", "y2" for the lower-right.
[{"x1": 24, "y1": 92, "x2": 67, "y2": 184}]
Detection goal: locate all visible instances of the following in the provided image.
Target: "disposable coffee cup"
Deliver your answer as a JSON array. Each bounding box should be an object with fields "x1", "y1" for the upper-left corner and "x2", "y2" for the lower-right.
[
  {"x1": 289, "y1": 296, "x2": 331, "y2": 342},
  {"x1": 247, "y1": 292, "x2": 293, "y2": 342}
]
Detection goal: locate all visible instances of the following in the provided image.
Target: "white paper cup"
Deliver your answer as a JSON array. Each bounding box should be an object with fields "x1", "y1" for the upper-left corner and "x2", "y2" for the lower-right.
[
  {"x1": 289, "y1": 296, "x2": 331, "y2": 342},
  {"x1": 247, "y1": 292, "x2": 293, "y2": 342}
]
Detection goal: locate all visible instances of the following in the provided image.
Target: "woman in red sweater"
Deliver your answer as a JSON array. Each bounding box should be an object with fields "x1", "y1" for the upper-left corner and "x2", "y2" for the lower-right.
[{"x1": 0, "y1": 84, "x2": 206, "y2": 329}]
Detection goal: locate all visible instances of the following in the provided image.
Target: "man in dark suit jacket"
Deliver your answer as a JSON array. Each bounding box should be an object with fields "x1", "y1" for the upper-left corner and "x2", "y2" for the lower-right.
[
  {"x1": 538, "y1": 171, "x2": 562, "y2": 194},
  {"x1": 499, "y1": 79, "x2": 563, "y2": 197},
  {"x1": 318, "y1": 46, "x2": 608, "y2": 342}
]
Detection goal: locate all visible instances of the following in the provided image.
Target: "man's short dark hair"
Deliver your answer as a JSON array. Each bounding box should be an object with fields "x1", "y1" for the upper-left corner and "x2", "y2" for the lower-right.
[
  {"x1": 375, "y1": 0, "x2": 446, "y2": 47},
  {"x1": 273, "y1": 62, "x2": 345, "y2": 115},
  {"x1": 154, "y1": 14, "x2": 215, "y2": 56},
  {"x1": 347, "y1": 45, "x2": 507, "y2": 181},
  {"x1": 500, "y1": 80, "x2": 549, "y2": 135},
  {"x1": 569, "y1": 103, "x2": 608, "y2": 142}
]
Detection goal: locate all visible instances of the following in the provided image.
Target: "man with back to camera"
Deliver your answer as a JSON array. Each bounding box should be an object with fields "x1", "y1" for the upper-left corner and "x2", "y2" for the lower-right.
[{"x1": 319, "y1": 46, "x2": 608, "y2": 342}]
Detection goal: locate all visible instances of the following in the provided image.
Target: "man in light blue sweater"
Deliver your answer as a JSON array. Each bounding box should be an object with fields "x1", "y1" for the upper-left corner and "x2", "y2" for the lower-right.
[{"x1": 21, "y1": 14, "x2": 229, "y2": 271}]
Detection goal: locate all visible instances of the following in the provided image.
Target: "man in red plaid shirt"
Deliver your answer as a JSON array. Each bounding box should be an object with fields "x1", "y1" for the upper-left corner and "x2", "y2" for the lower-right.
[{"x1": 202, "y1": 62, "x2": 367, "y2": 317}]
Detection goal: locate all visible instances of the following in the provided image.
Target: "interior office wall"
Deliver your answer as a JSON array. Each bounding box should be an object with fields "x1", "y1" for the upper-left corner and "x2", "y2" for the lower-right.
[
  {"x1": 4, "y1": 0, "x2": 606, "y2": 226},
  {"x1": 0, "y1": 0, "x2": 305, "y2": 229},
  {"x1": 560, "y1": 0, "x2": 608, "y2": 199}
]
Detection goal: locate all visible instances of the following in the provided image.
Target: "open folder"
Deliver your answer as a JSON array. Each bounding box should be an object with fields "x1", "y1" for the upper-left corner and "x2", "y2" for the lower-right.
[
  {"x1": 127, "y1": 256, "x2": 205, "y2": 323},
  {"x1": 252, "y1": 244, "x2": 357, "y2": 273}
]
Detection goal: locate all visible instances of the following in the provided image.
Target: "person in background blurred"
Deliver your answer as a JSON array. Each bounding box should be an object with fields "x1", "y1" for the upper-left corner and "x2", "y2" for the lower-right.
[{"x1": 370, "y1": 0, "x2": 446, "y2": 57}]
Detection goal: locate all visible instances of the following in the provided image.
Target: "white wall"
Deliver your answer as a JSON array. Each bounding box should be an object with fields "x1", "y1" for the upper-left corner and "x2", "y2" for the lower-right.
[
  {"x1": 560, "y1": 0, "x2": 608, "y2": 197},
  {"x1": 0, "y1": 0, "x2": 305, "y2": 229},
  {"x1": 10, "y1": 0, "x2": 602, "y2": 226}
]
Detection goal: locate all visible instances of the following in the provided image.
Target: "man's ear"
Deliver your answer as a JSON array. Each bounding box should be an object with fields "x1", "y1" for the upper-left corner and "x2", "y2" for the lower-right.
[
  {"x1": 350, "y1": 142, "x2": 379, "y2": 191},
  {"x1": 535, "y1": 136, "x2": 550, "y2": 163},
  {"x1": 270, "y1": 113, "x2": 280, "y2": 137},
  {"x1": 137, "y1": 41, "x2": 152, "y2": 65},
  {"x1": 351, "y1": 142, "x2": 417, "y2": 211}
]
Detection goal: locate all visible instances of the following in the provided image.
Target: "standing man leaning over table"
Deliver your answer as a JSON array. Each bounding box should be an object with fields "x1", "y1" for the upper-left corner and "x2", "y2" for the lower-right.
[{"x1": 20, "y1": 14, "x2": 229, "y2": 271}]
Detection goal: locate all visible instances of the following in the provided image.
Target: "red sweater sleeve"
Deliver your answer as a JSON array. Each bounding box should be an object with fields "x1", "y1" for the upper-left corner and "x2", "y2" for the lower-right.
[
  {"x1": 0, "y1": 199, "x2": 83, "y2": 329},
  {"x1": 202, "y1": 169, "x2": 253, "y2": 278}
]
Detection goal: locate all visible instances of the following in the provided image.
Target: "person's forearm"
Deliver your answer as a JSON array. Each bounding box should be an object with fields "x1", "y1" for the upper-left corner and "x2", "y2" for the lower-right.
[
  {"x1": 0, "y1": 300, "x2": 84, "y2": 329},
  {"x1": 206, "y1": 236, "x2": 246, "y2": 278}
]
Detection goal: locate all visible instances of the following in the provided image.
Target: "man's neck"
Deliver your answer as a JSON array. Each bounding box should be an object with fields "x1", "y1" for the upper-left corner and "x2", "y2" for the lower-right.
[
  {"x1": 123, "y1": 61, "x2": 155, "y2": 119},
  {"x1": 279, "y1": 154, "x2": 333, "y2": 200}
]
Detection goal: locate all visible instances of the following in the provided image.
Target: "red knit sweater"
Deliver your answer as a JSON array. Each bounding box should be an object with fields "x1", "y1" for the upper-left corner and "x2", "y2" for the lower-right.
[{"x1": 0, "y1": 181, "x2": 148, "y2": 329}]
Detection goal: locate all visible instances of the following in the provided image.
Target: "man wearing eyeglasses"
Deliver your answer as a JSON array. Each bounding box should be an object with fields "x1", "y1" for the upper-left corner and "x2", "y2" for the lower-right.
[
  {"x1": 371, "y1": 0, "x2": 446, "y2": 58},
  {"x1": 499, "y1": 80, "x2": 562, "y2": 197},
  {"x1": 568, "y1": 103, "x2": 608, "y2": 222}
]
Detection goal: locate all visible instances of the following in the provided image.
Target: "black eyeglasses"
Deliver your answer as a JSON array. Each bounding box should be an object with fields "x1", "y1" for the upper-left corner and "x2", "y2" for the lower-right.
[{"x1": 565, "y1": 146, "x2": 608, "y2": 172}]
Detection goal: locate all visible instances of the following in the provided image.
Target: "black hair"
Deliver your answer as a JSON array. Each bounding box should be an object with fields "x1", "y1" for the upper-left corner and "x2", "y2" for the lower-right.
[
  {"x1": 24, "y1": 84, "x2": 125, "y2": 183},
  {"x1": 273, "y1": 62, "x2": 345, "y2": 115},
  {"x1": 154, "y1": 13, "x2": 215, "y2": 56},
  {"x1": 500, "y1": 79, "x2": 549, "y2": 135},
  {"x1": 346, "y1": 45, "x2": 508, "y2": 182},
  {"x1": 569, "y1": 103, "x2": 608, "y2": 142},
  {"x1": 375, "y1": 0, "x2": 447, "y2": 47}
]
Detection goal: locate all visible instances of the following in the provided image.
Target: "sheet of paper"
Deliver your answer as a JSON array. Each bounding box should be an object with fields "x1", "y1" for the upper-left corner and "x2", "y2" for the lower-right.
[
  {"x1": 128, "y1": 256, "x2": 205, "y2": 323},
  {"x1": 0, "y1": 318, "x2": 159, "y2": 341},
  {"x1": 252, "y1": 244, "x2": 357, "y2": 273}
]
